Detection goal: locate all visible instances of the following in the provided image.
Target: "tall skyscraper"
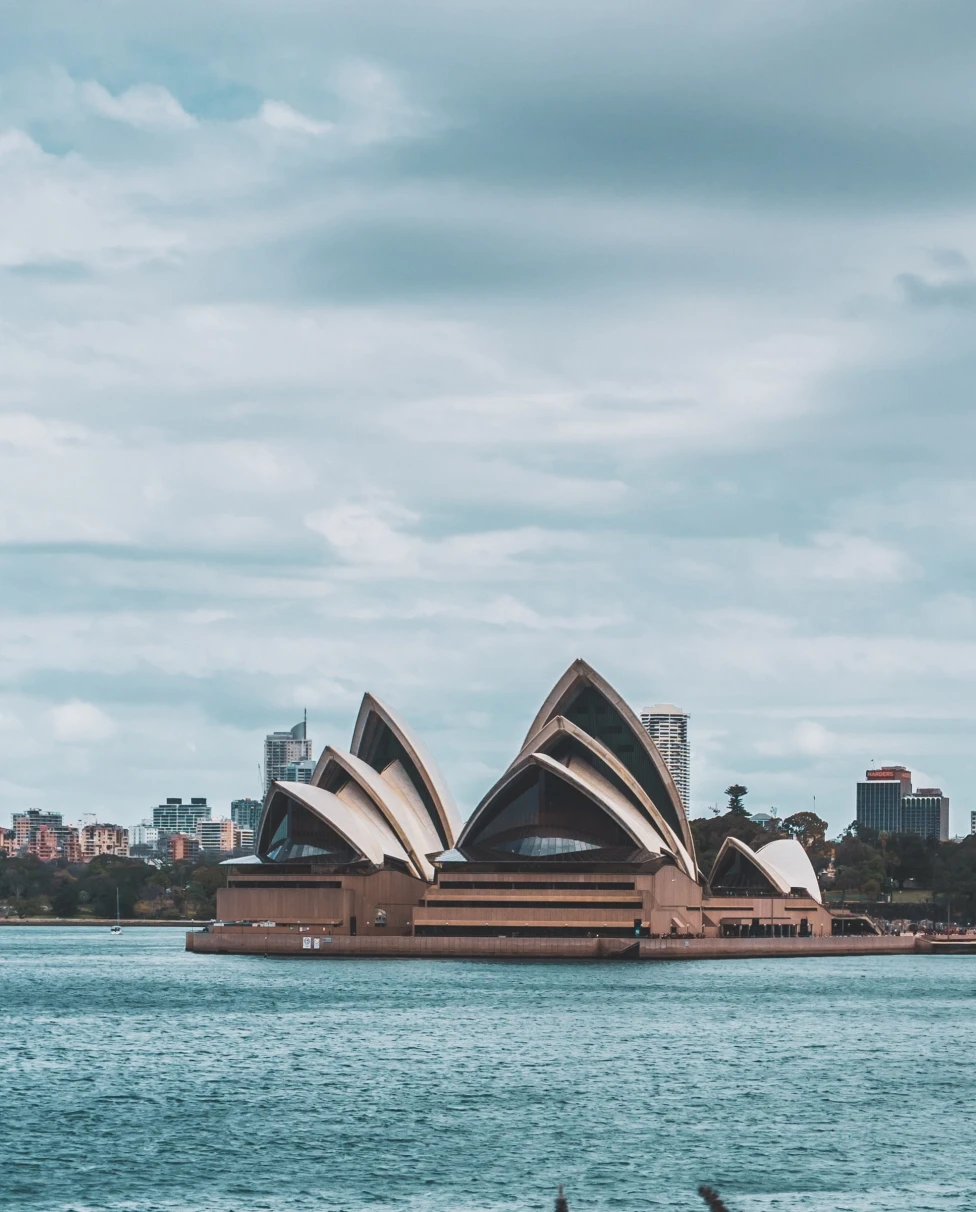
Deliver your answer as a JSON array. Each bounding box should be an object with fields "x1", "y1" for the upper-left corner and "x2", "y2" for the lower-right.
[
  {"x1": 264, "y1": 715, "x2": 312, "y2": 792},
  {"x1": 856, "y1": 768, "x2": 949, "y2": 841},
  {"x1": 152, "y1": 797, "x2": 212, "y2": 834},
  {"x1": 639, "y1": 705, "x2": 689, "y2": 810},
  {"x1": 855, "y1": 767, "x2": 909, "y2": 833}
]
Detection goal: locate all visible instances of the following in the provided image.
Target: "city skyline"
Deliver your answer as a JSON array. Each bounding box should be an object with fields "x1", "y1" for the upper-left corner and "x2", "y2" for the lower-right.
[{"x1": 2, "y1": 695, "x2": 964, "y2": 839}]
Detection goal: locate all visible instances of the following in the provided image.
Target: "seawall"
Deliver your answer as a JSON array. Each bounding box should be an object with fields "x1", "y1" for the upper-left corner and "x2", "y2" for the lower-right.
[{"x1": 186, "y1": 928, "x2": 921, "y2": 961}]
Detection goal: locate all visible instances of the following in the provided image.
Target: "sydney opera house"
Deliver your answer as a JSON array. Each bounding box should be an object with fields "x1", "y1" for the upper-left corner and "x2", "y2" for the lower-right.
[{"x1": 213, "y1": 660, "x2": 860, "y2": 946}]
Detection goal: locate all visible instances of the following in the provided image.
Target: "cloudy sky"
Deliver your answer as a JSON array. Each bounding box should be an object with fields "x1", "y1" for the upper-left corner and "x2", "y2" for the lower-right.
[{"x1": 2, "y1": 1, "x2": 975, "y2": 835}]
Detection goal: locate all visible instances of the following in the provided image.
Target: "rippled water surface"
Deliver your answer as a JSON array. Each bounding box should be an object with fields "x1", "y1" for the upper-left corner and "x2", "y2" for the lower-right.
[{"x1": 1, "y1": 927, "x2": 974, "y2": 1212}]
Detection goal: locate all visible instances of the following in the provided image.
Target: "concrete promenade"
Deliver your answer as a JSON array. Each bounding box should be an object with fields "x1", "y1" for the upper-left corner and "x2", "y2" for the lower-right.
[{"x1": 186, "y1": 928, "x2": 923, "y2": 961}]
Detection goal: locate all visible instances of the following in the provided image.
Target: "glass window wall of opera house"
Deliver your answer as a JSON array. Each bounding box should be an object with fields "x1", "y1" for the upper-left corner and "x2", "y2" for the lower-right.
[{"x1": 216, "y1": 660, "x2": 858, "y2": 940}]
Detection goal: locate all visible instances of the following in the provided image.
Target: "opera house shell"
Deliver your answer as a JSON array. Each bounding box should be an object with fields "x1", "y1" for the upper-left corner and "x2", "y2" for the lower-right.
[{"x1": 219, "y1": 659, "x2": 841, "y2": 941}]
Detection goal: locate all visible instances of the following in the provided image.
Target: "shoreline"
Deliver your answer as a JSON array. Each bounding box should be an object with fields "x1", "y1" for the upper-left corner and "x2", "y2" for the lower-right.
[{"x1": 1, "y1": 918, "x2": 210, "y2": 927}]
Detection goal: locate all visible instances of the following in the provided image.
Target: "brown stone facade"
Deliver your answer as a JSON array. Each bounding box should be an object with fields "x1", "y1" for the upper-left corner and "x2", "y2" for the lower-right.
[{"x1": 215, "y1": 859, "x2": 839, "y2": 941}]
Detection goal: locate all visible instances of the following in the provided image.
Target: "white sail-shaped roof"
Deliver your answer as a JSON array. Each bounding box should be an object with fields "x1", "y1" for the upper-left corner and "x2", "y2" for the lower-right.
[
  {"x1": 708, "y1": 836, "x2": 793, "y2": 896},
  {"x1": 514, "y1": 715, "x2": 696, "y2": 879},
  {"x1": 756, "y1": 838, "x2": 823, "y2": 903},
  {"x1": 257, "y1": 781, "x2": 411, "y2": 870},
  {"x1": 312, "y1": 745, "x2": 440, "y2": 881},
  {"x1": 458, "y1": 750, "x2": 674, "y2": 861},
  {"x1": 521, "y1": 658, "x2": 695, "y2": 860},
  {"x1": 350, "y1": 693, "x2": 461, "y2": 850}
]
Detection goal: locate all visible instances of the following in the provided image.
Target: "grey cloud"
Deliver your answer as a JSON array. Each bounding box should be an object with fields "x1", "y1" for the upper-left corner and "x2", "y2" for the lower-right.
[
  {"x1": 897, "y1": 271, "x2": 976, "y2": 310},
  {"x1": 6, "y1": 259, "x2": 93, "y2": 282},
  {"x1": 2, "y1": 0, "x2": 976, "y2": 832}
]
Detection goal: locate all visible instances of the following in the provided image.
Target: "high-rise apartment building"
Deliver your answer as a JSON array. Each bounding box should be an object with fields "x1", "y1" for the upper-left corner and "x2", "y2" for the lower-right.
[
  {"x1": 152, "y1": 798, "x2": 211, "y2": 834},
  {"x1": 130, "y1": 822, "x2": 160, "y2": 850},
  {"x1": 236, "y1": 828, "x2": 255, "y2": 854},
  {"x1": 31, "y1": 826, "x2": 62, "y2": 861},
  {"x1": 901, "y1": 789, "x2": 949, "y2": 842},
  {"x1": 639, "y1": 705, "x2": 689, "y2": 810},
  {"x1": 856, "y1": 769, "x2": 907, "y2": 834},
  {"x1": 264, "y1": 717, "x2": 312, "y2": 792},
  {"x1": 284, "y1": 758, "x2": 316, "y2": 784},
  {"x1": 13, "y1": 810, "x2": 64, "y2": 848},
  {"x1": 168, "y1": 833, "x2": 199, "y2": 862},
  {"x1": 856, "y1": 767, "x2": 949, "y2": 841},
  {"x1": 80, "y1": 823, "x2": 129, "y2": 859},
  {"x1": 971, "y1": 810, "x2": 976, "y2": 837},
  {"x1": 196, "y1": 819, "x2": 237, "y2": 854},
  {"x1": 231, "y1": 798, "x2": 263, "y2": 834},
  {"x1": 55, "y1": 827, "x2": 83, "y2": 863}
]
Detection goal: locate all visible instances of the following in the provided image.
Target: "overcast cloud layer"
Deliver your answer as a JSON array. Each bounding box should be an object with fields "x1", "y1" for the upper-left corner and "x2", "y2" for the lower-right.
[{"x1": 2, "y1": 0, "x2": 975, "y2": 834}]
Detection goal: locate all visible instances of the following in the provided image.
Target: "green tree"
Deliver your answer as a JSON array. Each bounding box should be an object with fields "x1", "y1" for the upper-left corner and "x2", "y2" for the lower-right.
[
  {"x1": 932, "y1": 835, "x2": 976, "y2": 921},
  {"x1": 782, "y1": 811, "x2": 828, "y2": 848},
  {"x1": 50, "y1": 874, "x2": 80, "y2": 917},
  {"x1": 886, "y1": 832, "x2": 935, "y2": 890},
  {"x1": 725, "y1": 784, "x2": 748, "y2": 816},
  {"x1": 832, "y1": 834, "x2": 885, "y2": 895}
]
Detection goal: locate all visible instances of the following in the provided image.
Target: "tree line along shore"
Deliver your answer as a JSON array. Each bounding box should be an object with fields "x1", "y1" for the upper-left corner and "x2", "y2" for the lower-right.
[{"x1": 3, "y1": 807, "x2": 976, "y2": 924}]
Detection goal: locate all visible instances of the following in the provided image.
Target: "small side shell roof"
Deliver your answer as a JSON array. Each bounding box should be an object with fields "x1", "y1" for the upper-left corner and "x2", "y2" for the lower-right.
[
  {"x1": 756, "y1": 838, "x2": 823, "y2": 903},
  {"x1": 708, "y1": 835, "x2": 793, "y2": 895}
]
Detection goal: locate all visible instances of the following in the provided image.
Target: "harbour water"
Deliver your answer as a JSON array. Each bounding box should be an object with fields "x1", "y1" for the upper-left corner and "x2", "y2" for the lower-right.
[{"x1": 0, "y1": 927, "x2": 973, "y2": 1212}]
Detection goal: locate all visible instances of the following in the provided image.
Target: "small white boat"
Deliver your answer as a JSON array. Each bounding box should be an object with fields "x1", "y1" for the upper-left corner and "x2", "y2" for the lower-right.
[{"x1": 110, "y1": 888, "x2": 122, "y2": 936}]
